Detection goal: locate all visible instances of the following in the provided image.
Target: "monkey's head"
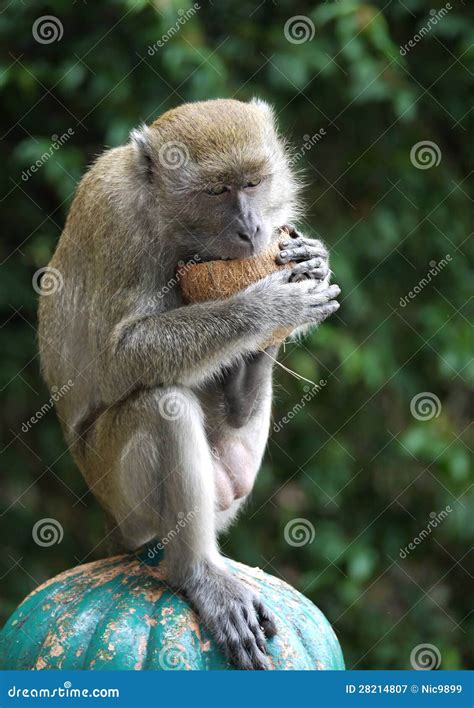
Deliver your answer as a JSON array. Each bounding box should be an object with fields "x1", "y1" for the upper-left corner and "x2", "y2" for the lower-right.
[{"x1": 130, "y1": 99, "x2": 300, "y2": 261}]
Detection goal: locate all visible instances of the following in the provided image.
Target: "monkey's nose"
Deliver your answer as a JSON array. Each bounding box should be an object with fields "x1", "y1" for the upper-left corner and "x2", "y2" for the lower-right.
[{"x1": 237, "y1": 226, "x2": 260, "y2": 243}]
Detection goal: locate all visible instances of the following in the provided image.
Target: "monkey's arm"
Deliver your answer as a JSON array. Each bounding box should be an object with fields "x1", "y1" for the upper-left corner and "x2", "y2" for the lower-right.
[{"x1": 107, "y1": 281, "x2": 340, "y2": 396}]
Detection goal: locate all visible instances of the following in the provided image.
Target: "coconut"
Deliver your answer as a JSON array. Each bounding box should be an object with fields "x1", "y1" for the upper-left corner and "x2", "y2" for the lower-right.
[{"x1": 178, "y1": 230, "x2": 293, "y2": 348}]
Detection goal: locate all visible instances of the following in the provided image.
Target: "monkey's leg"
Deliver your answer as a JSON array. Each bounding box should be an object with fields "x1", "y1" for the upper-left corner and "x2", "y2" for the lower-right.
[
  {"x1": 200, "y1": 346, "x2": 275, "y2": 519},
  {"x1": 153, "y1": 387, "x2": 278, "y2": 670},
  {"x1": 221, "y1": 345, "x2": 278, "y2": 428},
  {"x1": 209, "y1": 398, "x2": 279, "y2": 653},
  {"x1": 83, "y1": 387, "x2": 276, "y2": 670},
  {"x1": 212, "y1": 378, "x2": 273, "y2": 521}
]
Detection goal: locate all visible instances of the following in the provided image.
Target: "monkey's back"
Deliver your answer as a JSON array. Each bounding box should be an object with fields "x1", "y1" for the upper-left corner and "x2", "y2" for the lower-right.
[{"x1": 37, "y1": 146, "x2": 152, "y2": 439}]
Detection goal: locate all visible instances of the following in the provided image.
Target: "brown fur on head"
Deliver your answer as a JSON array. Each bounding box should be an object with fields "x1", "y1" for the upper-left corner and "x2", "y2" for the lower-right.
[{"x1": 150, "y1": 99, "x2": 279, "y2": 178}]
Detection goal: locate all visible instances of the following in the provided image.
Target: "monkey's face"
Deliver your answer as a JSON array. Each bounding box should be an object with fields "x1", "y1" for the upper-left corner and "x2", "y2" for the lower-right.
[
  {"x1": 132, "y1": 99, "x2": 300, "y2": 261},
  {"x1": 156, "y1": 155, "x2": 292, "y2": 262},
  {"x1": 183, "y1": 172, "x2": 276, "y2": 261},
  {"x1": 158, "y1": 147, "x2": 296, "y2": 263},
  {"x1": 157, "y1": 138, "x2": 291, "y2": 261}
]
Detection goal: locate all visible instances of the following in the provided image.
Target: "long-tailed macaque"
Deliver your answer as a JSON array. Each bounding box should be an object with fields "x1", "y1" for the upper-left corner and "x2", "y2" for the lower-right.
[{"x1": 38, "y1": 99, "x2": 340, "y2": 669}]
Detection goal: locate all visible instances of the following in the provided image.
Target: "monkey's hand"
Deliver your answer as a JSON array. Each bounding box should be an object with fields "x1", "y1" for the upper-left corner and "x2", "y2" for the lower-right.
[
  {"x1": 244, "y1": 271, "x2": 340, "y2": 330},
  {"x1": 181, "y1": 561, "x2": 277, "y2": 670},
  {"x1": 276, "y1": 225, "x2": 330, "y2": 285}
]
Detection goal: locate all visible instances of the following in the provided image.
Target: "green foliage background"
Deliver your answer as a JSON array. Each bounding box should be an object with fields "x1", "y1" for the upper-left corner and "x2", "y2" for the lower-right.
[{"x1": 1, "y1": 0, "x2": 472, "y2": 670}]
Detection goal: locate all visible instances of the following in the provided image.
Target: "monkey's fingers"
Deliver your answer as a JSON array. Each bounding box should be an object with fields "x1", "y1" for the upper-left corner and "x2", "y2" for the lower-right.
[
  {"x1": 304, "y1": 283, "x2": 340, "y2": 302},
  {"x1": 185, "y1": 566, "x2": 274, "y2": 670},
  {"x1": 310, "y1": 300, "x2": 340, "y2": 323},
  {"x1": 277, "y1": 240, "x2": 328, "y2": 264},
  {"x1": 238, "y1": 607, "x2": 268, "y2": 655},
  {"x1": 289, "y1": 257, "x2": 329, "y2": 283},
  {"x1": 297, "y1": 282, "x2": 341, "y2": 324}
]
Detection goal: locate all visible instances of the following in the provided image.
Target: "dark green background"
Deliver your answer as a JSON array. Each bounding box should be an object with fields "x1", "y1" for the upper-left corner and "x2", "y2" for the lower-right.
[{"x1": 1, "y1": 0, "x2": 472, "y2": 670}]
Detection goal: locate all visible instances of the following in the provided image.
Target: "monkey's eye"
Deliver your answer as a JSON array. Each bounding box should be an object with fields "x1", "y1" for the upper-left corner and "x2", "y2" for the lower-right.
[
  {"x1": 205, "y1": 184, "x2": 229, "y2": 196},
  {"x1": 244, "y1": 177, "x2": 262, "y2": 189}
]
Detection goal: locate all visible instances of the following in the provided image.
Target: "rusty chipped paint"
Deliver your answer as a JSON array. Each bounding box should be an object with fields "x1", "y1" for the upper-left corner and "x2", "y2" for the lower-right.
[{"x1": 0, "y1": 545, "x2": 345, "y2": 671}]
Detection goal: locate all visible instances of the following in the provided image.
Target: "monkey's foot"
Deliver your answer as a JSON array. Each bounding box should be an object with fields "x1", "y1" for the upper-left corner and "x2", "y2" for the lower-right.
[{"x1": 179, "y1": 561, "x2": 277, "y2": 670}]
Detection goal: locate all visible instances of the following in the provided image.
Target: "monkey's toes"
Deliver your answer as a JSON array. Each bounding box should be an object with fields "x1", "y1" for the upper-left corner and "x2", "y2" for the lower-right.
[
  {"x1": 220, "y1": 603, "x2": 271, "y2": 670},
  {"x1": 254, "y1": 598, "x2": 278, "y2": 638}
]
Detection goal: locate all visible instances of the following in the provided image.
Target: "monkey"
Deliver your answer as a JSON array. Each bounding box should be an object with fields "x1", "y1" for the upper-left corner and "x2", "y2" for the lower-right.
[{"x1": 38, "y1": 98, "x2": 340, "y2": 670}]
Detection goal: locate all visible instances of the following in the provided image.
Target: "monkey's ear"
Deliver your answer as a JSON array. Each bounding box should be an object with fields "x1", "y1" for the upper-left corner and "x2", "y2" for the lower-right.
[
  {"x1": 250, "y1": 97, "x2": 276, "y2": 126},
  {"x1": 130, "y1": 124, "x2": 154, "y2": 179}
]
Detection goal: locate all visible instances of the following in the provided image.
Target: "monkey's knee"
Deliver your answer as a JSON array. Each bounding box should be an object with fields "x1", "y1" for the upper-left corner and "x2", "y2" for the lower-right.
[
  {"x1": 214, "y1": 465, "x2": 237, "y2": 512},
  {"x1": 212, "y1": 440, "x2": 257, "y2": 510}
]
